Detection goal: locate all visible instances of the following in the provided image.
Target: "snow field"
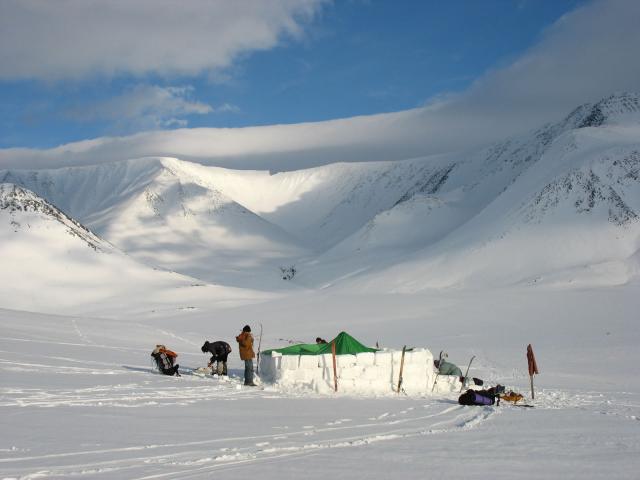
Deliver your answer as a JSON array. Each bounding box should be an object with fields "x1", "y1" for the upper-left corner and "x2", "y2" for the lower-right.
[
  {"x1": 2, "y1": 280, "x2": 640, "y2": 479},
  {"x1": 259, "y1": 348, "x2": 453, "y2": 395}
]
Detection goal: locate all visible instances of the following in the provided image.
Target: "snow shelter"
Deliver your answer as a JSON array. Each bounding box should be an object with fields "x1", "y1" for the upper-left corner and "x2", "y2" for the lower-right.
[{"x1": 259, "y1": 332, "x2": 461, "y2": 395}]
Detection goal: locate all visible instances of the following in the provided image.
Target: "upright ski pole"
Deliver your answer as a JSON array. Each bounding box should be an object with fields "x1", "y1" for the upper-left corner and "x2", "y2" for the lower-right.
[
  {"x1": 397, "y1": 346, "x2": 407, "y2": 394},
  {"x1": 331, "y1": 340, "x2": 338, "y2": 392},
  {"x1": 431, "y1": 351, "x2": 445, "y2": 392},
  {"x1": 256, "y1": 323, "x2": 263, "y2": 374}
]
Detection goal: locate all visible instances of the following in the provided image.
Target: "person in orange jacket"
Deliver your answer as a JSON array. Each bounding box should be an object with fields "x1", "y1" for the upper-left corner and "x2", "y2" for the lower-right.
[
  {"x1": 236, "y1": 325, "x2": 256, "y2": 386},
  {"x1": 151, "y1": 345, "x2": 180, "y2": 377}
]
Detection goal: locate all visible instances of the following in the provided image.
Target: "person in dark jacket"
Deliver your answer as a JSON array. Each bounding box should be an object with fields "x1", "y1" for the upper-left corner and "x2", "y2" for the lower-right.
[
  {"x1": 236, "y1": 325, "x2": 256, "y2": 386},
  {"x1": 151, "y1": 345, "x2": 180, "y2": 377},
  {"x1": 315, "y1": 337, "x2": 328, "y2": 344},
  {"x1": 201, "y1": 340, "x2": 232, "y2": 376}
]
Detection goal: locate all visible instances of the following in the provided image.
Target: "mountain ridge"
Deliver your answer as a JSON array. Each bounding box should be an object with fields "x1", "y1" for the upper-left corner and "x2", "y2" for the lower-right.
[{"x1": 1, "y1": 93, "x2": 639, "y2": 292}]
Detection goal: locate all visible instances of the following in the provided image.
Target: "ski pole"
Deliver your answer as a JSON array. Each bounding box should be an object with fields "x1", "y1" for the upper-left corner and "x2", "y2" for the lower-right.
[
  {"x1": 397, "y1": 346, "x2": 406, "y2": 394},
  {"x1": 331, "y1": 340, "x2": 338, "y2": 392},
  {"x1": 459, "y1": 355, "x2": 476, "y2": 393},
  {"x1": 256, "y1": 323, "x2": 263, "y2": 374}
]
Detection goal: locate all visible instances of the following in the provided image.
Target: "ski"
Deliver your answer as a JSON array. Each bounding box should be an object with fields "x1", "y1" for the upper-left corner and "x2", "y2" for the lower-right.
[
  {"x1": 192, "y1": 366, "x2": 212, "y2": 377},
  {"x1": 459, "y1": 355, "x2": 476, "y2": 392},
  {"x1": 256, "y1": 323, "x2": 263, "y2": 374},
  {"x1": 396, "y1": 345, "x2": 407, "y2": 393},
  {"x1": 431, "y1": 350, "x2": 447, "y2": 392}
]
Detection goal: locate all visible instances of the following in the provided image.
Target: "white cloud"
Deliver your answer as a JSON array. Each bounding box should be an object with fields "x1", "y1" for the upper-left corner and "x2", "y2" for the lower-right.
[
  {"x1": 1, "y1": 0, "x2": 639, "y2": 171},
  {"x1": 216, "y1": 103, "x2": 241, "y2": 114},
  {"x1": 436, "y1": 0, "x2": 640, "y2": 134},
  {"x1": 0, "y1": 0, "x2": 327, "y2": 79},
  {"x1": 65, "y1": 84, "x2": 213, "y2": 130}
]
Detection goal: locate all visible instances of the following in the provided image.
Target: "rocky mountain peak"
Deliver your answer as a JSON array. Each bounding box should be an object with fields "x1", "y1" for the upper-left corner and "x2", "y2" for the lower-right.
[
  {"x1": 0, "y1": 183, "x2": 105, "y2": 251},
  {"x1": 565, "y1": 92, "x2": 640, "y2": 129},
  {"x1": 0, "y1": 183, "x2": 53, "y2": 214}
]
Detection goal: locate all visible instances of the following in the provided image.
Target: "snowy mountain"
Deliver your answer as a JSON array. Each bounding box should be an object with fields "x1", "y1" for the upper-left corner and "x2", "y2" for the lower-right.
[
  {"x1": 1, "y1": 158, "x2": 309, "y2": 290},
  {"x1": 0, "y1": 183, "x2": 271, "y2": 315},
  {"x1": 0, "y1": 182, "x2": 106, "y2": 251},
  {"x1": 341, "y1": 94, "x2": 640, "y2": 291},
  {"x1": 1, "y1": 93, "x2": 639, "y2": 293}
]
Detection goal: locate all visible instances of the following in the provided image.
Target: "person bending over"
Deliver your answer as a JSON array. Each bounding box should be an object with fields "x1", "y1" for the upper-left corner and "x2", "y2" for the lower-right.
[{"x1": 201, "y1": 340, "x2": 231, "y2": 375}]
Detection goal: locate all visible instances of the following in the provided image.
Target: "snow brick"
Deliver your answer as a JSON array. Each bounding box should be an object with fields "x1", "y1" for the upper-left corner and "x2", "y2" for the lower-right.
[
  {"x1": 336, "y1": 354, "x2": 357, "y2": 368},
  {"x1": 355, "y1": 352, "x2": 375, "y2": 366},
  {"x1": 299, "y1": 355, "x2": 320, "y2": 369},
  {"x1": 374, "y1": 351, "x2": 392, "y2": 366},
  {"x1": 280, "y1": 355, "x2": 300, "y2": 370}
]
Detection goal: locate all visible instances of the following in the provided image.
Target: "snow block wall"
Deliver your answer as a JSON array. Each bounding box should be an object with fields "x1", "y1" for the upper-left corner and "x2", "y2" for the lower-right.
[{"x1": 259, "y1": 348, "x2": 462, "y2": 395}]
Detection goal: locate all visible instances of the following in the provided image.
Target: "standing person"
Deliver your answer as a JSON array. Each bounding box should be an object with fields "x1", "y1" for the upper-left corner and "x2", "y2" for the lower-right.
[
  {"x1": 201, "y1": 340, "x2": 231, "y2": 375},
  {"x1": 236, "y1": 325, "x2": 256, "y2": 386}
]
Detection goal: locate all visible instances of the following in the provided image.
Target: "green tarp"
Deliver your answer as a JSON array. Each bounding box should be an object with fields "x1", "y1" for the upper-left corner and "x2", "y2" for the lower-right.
[{"x1": 262, "y1": 331, "x2": 377, "y2": 356}]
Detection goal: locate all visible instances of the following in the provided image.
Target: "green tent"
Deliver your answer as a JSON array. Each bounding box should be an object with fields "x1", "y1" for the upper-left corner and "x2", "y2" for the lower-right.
[{"x1": 262, "y1": 331, "x2": 377, "y2": 356}]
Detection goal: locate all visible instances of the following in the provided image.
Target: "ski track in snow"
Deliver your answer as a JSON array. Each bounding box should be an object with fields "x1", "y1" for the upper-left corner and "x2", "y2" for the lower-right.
[
  {"x1": 2, "y1": 365, "x2": 636, "y2": 480},
  {"x1": 71, "y1": 318, "x2": 94, "y2": 346},
  {"x1": 0, "y1": 328, "x2": 501, "y2": 478},
  {"x1": 153, "y1": 328, "x2": 199, "y2": 348},
  {"x1": 3, "y1": 292, "x2": 640, "y2": 479},
  {"x1": 0, "y1": 396, "x2": 489, "y2": 479}
]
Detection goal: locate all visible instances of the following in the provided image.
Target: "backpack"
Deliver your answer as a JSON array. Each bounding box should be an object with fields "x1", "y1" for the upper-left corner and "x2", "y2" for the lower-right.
[
  {"x1": 151, "y1": 345, "x2": 177, "y2": 372},
  {"x1": 152, "y1": 345, "x2": 177, "y2": 358},
  {"x1": 500, "y1": 391, "x2": 524, "y2": 404}
]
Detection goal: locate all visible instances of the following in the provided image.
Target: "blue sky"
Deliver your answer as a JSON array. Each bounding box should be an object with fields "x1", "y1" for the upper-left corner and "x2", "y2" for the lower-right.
[{"x1": 0, "y1": 0, "x2": 586, "y2": 149}]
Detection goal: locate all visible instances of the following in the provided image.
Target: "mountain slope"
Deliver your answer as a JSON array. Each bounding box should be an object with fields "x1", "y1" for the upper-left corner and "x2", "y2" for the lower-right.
[
  {"x1": 2, "y1": 93, "x2": 639, "y2": 293},
  {"x1": 287, "y1": 96, "x2": 640, "y2": 286},
  {"x1": 1, "y1": 158, "x2": 310, "y2": 290},
  {"x1": 0, "y1": 183, "x2": 270, "y2": 315},
  {"x1": 343, "y1": 106, "x2": 640, "y2": 292}
]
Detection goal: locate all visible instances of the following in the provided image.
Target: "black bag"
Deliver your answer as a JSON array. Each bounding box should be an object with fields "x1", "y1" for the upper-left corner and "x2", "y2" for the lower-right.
[{"x1": 458, "y1": 389, "x2": 495, "y2": 406}]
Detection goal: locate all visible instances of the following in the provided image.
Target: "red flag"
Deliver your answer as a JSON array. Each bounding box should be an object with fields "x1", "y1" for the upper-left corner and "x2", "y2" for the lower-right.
[{"x1": 527, "y1": 344, "x2": 539, "y2": 376}]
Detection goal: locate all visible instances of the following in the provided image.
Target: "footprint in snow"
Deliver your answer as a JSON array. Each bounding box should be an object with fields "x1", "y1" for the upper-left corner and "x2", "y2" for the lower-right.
[{"x1": 256, "y1": 442, "x2": 270, "y2": 447}]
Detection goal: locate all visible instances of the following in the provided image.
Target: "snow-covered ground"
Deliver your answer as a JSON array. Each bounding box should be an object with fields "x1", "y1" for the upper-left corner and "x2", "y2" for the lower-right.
[
  {"x1": 2, "y1": 283, "x2": 639, "y2": 479},
  {"x1": 1, "y1": 93, "x2": 640, "y2": 478}
]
